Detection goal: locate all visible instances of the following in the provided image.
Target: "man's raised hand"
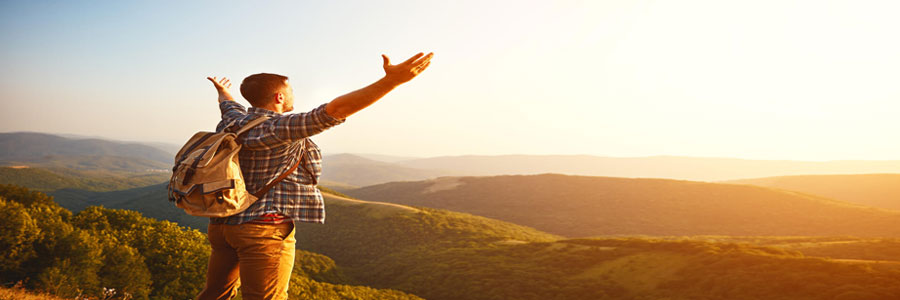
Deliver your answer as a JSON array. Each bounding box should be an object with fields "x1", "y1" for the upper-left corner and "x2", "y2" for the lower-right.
[
  {"x1": 207, "y1": 76, "x2": 235, "y2": 102},
  {"x1": 382, "y1": 52, "x2": 433, "y2": 85}
]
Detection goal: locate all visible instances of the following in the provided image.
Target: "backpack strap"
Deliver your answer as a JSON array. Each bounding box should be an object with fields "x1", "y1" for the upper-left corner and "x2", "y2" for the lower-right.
[
  {"x1": 235, "y1": 116, "x2": 316, "y2": 199},
  {"x1": 253, "y1": 147, "x2": 305, "y2": 199},
  {"x1": 235, "y1": 115, "x2": 270, "y2": 136}
]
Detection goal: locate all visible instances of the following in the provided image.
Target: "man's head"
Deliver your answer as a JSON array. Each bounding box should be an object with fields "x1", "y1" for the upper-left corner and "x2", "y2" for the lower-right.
[{"x1": 240, "y1": 73, "x2": 295, "y2": 112}]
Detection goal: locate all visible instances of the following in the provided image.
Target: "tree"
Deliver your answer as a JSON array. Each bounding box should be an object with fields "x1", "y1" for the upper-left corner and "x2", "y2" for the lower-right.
[
  {"x1": 0, "y1": 198, "x2": 40, "y2": 281},
  {"x1": 35, "y1": 230, "x2": 103, "y2": 298},
  {"x1": 98, "y1": 240, "x2": 152, "y2": 300}
]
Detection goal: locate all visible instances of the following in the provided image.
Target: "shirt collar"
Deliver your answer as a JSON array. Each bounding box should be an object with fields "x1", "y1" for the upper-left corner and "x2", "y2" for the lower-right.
[{"x1": 248, "y1": 107, "x2": 281, "y2": 116}]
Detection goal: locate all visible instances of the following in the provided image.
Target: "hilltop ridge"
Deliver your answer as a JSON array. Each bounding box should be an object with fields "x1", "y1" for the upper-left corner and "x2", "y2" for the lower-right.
[
  {"x1": 0, "y1": 132, "x2": 172, "y2": 174},
  {"x1": 727, "y1": 173, "x2": 900, "y2": 211},
  {"x1": 347, "y1": 173, "x2": 900, "y2": 237}
]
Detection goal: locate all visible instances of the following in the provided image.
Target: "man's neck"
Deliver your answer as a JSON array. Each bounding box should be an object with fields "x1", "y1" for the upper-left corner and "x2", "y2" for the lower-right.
[{"x1": 254, "y1": 105, "x2": 284, "y2": 114}]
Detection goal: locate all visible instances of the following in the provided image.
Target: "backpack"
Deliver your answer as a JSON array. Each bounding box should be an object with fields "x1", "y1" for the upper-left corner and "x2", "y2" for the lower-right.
[{"x1": 166, "y1": 116, "x2": 301, "y2": 217}]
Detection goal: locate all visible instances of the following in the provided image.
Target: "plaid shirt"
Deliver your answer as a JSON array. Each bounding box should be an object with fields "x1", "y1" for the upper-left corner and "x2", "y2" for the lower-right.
[{"x1": 209, "y1": 100, "x2": 345, "y2": 225}]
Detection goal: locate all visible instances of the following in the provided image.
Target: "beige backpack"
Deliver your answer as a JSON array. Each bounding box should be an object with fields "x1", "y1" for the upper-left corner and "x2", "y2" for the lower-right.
[{"x1": 166, "y1": 116, "x2": 300, "y2": 217}]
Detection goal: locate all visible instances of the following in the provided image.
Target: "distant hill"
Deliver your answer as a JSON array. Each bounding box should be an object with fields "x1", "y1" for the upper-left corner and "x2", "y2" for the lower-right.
[
  {"x1": 394, "y1": 154, "x2": 900, "y2": 181},
  {"x1": 351, "y1": 153, "x2": 423, "y2": 163},
  {"x1": 0, "y1": 132, "x2": 172, "y2": 163},
  {"x1": 320, "y1": 153, "x2": 450, "y2": 187},
  {"x1": 0, "y1": 132, "x2": 173, "y2": 173},
  {"x1": 726, "y1": 174, "x2": 900, "y2": 211},
  {"x1": 55, "y1": 133, "x2": 180, "y2": 155},
  {"x1": 346, "y1": 174, "x2": 900, "y2": 237}
]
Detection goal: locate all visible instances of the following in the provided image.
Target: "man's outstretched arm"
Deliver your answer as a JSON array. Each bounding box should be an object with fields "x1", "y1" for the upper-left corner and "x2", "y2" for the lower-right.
[
  {"x1": 206, "y1": 76, "x2": 249, "y2": 133},
  {"x1": 325, "y1": 52, "x2": 433, "y2": 120}
]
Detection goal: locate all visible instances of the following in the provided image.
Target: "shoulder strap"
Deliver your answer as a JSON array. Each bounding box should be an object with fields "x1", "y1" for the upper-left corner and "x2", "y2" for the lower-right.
[
  {"x1": 252, "y1": 147, "x2": 305, "y2": 199},
  {"x1": 235, "y1": 115, "x2": 270, "y2": 136}
]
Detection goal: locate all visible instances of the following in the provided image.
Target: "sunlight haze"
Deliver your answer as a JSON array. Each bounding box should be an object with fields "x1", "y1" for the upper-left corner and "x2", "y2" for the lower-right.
[{"x1": 2, "y1": 0, "x2": 899, "y2": 160}]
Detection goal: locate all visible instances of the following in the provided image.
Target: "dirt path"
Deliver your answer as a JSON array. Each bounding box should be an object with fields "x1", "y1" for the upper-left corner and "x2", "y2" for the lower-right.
[{"x1": 323, "y1": 192, "x2": 420, "y2": 213}]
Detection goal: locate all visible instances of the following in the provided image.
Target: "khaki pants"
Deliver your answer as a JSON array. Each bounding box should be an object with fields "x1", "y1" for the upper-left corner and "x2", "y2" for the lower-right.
[{"x1": 196, "y1": 222, "x2": 296, "y2": 300}]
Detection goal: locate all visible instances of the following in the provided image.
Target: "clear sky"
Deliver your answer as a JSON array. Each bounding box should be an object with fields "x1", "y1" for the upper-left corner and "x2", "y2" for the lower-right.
[{"x1": 2, "y1": 0, "x2": 899, "y2": 160}]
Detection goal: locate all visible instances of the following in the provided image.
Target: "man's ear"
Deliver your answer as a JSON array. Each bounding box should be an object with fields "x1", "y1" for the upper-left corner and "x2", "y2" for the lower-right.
[{"x1": 274, "y1": 93, "x2": 285, "y2": 104}]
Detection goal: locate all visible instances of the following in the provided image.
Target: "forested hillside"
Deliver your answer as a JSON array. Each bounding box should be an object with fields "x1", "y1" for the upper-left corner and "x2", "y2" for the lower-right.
[
  {"x1": 347, "y1": 174, "x2": 900, "y2": 237},
  {"x1": 0, "y1": 185, "x2": 421, "y2": 300}
]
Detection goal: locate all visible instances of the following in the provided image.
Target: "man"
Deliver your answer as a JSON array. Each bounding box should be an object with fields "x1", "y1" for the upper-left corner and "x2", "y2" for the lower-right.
[{"x1": 196, "y1": 52, "x2": 433, "y2": 300}]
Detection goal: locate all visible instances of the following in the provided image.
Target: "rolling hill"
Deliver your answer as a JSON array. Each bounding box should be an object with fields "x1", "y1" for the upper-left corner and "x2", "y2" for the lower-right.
[
  {"x1": 293, "y1": 193, "x2": 900, "y2": 300},
  {"x1": 0, "y1": 132, "x2": 172, "y2": 173},
  {"x1": 726, "y1": 173, "x2": 900, "y2": 211},
  {"x1": 394, "y1": 154, "x2": 900, "y2": 181},
  {"x1": 320, "y1": 153, "x2": 449, "y2": 187},
  {"x1": 346, "y1": 174, "x2": 900, "y2": 237}
]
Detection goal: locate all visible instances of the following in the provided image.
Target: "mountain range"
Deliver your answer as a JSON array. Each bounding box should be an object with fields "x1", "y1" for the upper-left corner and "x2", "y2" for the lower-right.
[
  {"x1": 318, "y1": 152, "x2": 900, "y2": 188},
  {"x1": 0, "y1": 132, "x2": 172, "y2": 174},
  {"x1": 387, "y1": 154, "x2": 900, "y2": 182},
  {"x1": 7, "y1": 131, "x2": 900, "y2": 186}
]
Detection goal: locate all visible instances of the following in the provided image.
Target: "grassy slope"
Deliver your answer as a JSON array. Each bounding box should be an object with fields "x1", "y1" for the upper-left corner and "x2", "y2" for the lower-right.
[
  {"x1": 289, "y1": 249, "x2": 424, "y2": 300},
  {"x1": 296, "y1": 193, "x2": 900, "y2": 300},
  {"x1": 726, "y1": 173, "x2": 900, "y2": 211},
  {"x1": 681, "y1": 236, "x2": 900, "y2": 264},
  {"x1": 346, "y1": 174, "x2": 900, "y2": 237}
]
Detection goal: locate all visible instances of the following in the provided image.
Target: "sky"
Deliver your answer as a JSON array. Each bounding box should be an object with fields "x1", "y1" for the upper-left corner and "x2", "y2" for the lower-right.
[{"x1": 2, "y1": 0, "x2": 900, "y2": 160}]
